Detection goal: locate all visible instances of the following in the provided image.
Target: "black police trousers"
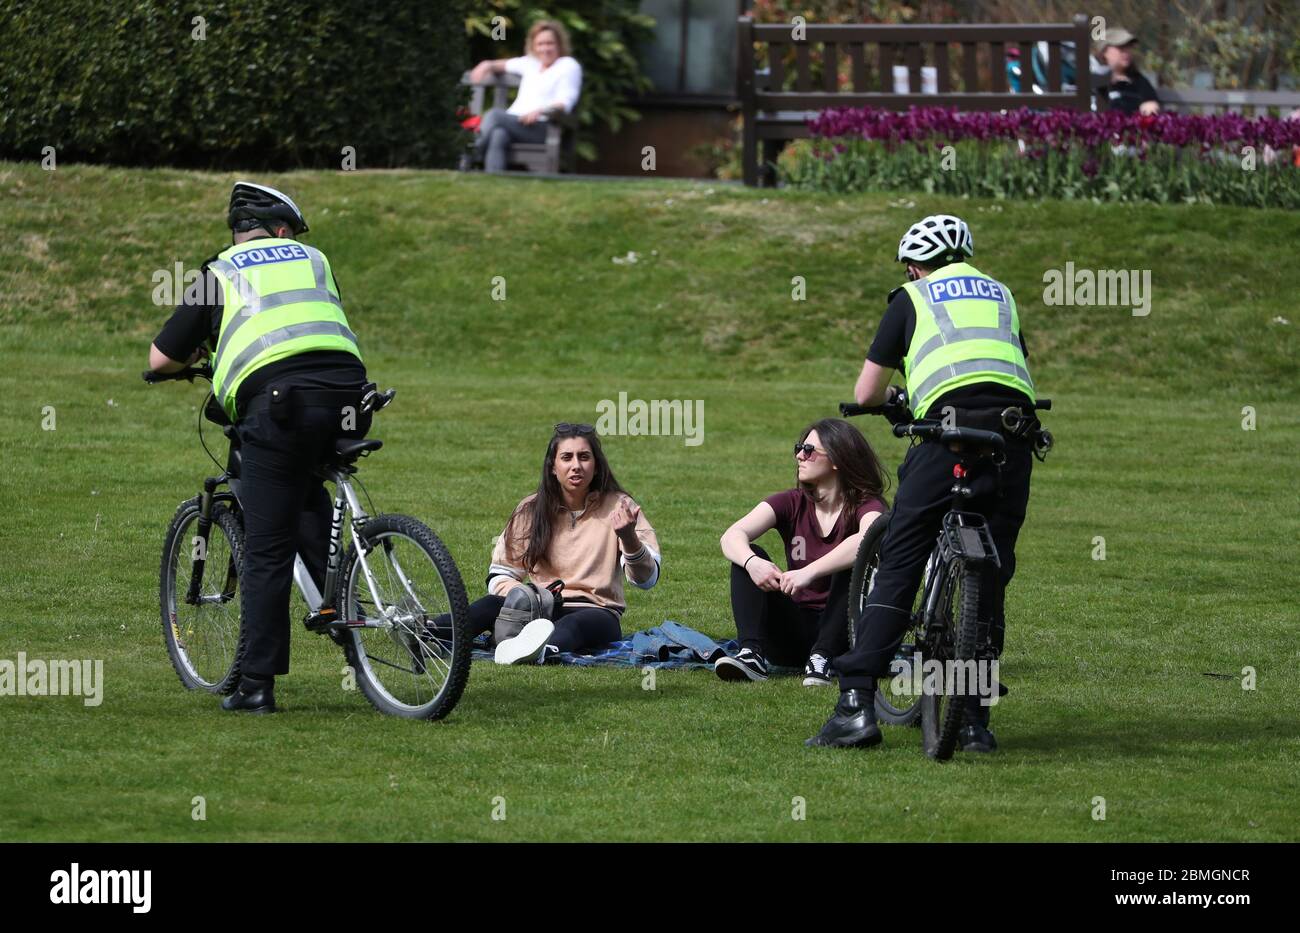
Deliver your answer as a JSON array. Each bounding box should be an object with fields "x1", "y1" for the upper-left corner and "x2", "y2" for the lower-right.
[
  {"x1": 235, "y1": 387, "x2": 370, "y2": 678},
  {"x1": 833, "y1": 417, "x2": 1034, "y2": 697}
]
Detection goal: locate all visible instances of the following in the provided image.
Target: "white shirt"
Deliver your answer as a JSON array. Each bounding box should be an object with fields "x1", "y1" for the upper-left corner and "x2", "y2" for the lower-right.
[{"x1": 504, "y1": 55, "x2": 582, "y2": 119}]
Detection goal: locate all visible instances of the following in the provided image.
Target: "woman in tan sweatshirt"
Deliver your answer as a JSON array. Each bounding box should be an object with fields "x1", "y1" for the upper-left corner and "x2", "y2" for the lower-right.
[{"x1": 469, "y1": 422, "x2": 661, "y2": 663}]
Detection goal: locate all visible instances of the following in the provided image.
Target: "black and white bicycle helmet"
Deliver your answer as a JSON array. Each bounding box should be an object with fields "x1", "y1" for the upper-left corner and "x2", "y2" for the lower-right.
[
  {"x1": 896, "y1": 214, "x2": 973, "y2": 265},
  {"x1": 228, "y1": 181, "x2": 308, "y2": 235}
]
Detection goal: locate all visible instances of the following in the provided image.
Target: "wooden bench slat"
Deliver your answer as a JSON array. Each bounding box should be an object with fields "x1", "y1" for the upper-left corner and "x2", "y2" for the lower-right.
[
  {"x1": 769, "y1": 41, "x2": 786, "y2": 92},
  {"x1": 906, "y1": 43, "x2": 922, "y2": 93},
  {"x1": 795, "y1": 41, "x2": 812, "y2": 92},
  {"x1": 990, "y1": 42, "x2": 1006, "y2": 92},
  {"x1": 824, "y1": 41, "x2": 838, "y2": 93},
  {"x1": 755, "y1": 91, "x2": 1079, "y2": 110},
  {"x1": 1047, "y1": 40, "x2": 1062, "y2": 92},
  {"x1": 962, "y1": 42, "x2": 978, "y2": 93},
  {"x1": 935, "y1": 42, "x2": 951, "y2": 94},
  {"x1": 848, "y1": 42, "x2": 867, "y2": 91},
  {"x1": 752, "y1": 23, "x2": 1078, "y2": 41}
]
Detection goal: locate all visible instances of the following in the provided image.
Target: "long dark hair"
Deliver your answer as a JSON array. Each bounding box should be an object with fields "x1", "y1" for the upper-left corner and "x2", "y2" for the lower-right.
[
  {"x1": 504, "y1": 426, "x2": 629, "y2": 571},
  {"x1": 795, "y1": 418, "x2": 889, "y2": 535}
]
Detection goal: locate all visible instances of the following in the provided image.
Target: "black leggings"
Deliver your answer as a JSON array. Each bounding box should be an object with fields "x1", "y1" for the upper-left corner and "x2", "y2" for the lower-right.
[
  {"x1": 729, "y1": 545, "x2": 851, "y2": 666},
  {"x1": 465, "y1": 594, "x2": 623, "y2": 655}
]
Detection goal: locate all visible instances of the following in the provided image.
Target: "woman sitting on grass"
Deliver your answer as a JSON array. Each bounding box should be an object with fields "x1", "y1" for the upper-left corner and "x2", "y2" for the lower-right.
[
  {"x1": 470, "y1": 422, "x2": 661, "y2": 664},
  {"x1": 717, "y1": 419, "x2": 888, "y2": 686}
]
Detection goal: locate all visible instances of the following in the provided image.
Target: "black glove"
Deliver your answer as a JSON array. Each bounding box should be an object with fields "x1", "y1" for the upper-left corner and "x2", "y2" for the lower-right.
[{"x1": 882, "y1": 386, "x2": 912, "y2": 425}]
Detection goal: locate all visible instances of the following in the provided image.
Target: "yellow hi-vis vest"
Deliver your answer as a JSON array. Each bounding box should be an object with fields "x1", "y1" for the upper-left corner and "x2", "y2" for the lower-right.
[
  {"x1": 207, "y1": 238, "x2": 361, "y2": 419},
  {"x1": 900, "y1": 262, "x2": 1034, "y2": 419}
]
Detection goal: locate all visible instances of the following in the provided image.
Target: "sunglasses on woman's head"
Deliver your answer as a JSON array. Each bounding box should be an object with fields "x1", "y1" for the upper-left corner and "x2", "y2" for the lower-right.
[
  {"x1": 555, "y1": 422, "x2": 596, "y2": 437},
  {"x1": 794, "y1": 443, "x2": 826, "y2": 459}
]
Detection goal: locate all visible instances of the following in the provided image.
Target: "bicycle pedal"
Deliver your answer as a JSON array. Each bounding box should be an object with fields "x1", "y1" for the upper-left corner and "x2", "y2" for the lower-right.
[{"x1": 303, "y1": 607, "x2": 339, "y2": 632}]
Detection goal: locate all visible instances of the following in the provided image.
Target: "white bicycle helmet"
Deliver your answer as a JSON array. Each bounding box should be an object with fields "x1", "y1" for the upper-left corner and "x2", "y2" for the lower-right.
[
  {"x1": 896, "y1": 214, "x2": 974, "y2": 264},
  {"x1": 228, "y1": 181, "x2": 309, "y2": 235}
]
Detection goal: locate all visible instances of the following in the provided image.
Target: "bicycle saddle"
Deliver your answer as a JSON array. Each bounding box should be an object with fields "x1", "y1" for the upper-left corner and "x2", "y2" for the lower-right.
[
  {"x1": 334, "y1": 438, "x2": 383, "y2": 461},
  {"x1": 939, "y1": 427, "x2": 1005, "y2": 456}
]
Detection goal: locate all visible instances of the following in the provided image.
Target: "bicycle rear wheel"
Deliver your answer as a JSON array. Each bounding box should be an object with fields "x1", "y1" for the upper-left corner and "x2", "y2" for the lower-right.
[
  {"x1": 920, "y1": 564, "x2": 980, "y2": 760},
  {"x1": 338, "y1": 514, "x2": 471, "y2": 720},
  {"x1": 159, "y1": 497, "x2": 245, "y2": 693}
]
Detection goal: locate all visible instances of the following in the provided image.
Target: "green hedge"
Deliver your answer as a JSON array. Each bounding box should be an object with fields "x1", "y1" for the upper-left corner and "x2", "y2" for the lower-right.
[{"x1": 0, "y1": 1, "x2": 470, "y2": 169}]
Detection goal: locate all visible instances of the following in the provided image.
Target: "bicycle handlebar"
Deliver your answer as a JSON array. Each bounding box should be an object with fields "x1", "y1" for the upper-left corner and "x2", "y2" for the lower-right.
[
  {"x1": 843, "y1": 393, "x2": 1051, "y2": 421},
  {"x1": 840, "y1": 388, "x2": 912, "y2": 424},
  {"x1": 142, "y1": 365, "x2": 213, "y2": 384}
]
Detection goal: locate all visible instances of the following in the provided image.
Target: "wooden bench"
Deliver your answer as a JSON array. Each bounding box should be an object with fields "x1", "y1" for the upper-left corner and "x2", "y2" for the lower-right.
[
  {"x1": 461, "y1": 72, "x2": 577, "y2": 174},
  {"x1": 1155, "y1": 87, "x2": 1300, "y2": 118},
  {"x1": 736, "y1": 14, "x2": 1093, "y2": 186}
]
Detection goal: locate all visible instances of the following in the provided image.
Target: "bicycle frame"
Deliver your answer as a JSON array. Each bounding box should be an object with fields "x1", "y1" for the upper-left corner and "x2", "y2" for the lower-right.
[
  {"x1": 185, "y1": 443, "x2": 425, "y2": 634},
  {"x1": 915, "y1": 460, "x2": 1003, "y2": 649}
]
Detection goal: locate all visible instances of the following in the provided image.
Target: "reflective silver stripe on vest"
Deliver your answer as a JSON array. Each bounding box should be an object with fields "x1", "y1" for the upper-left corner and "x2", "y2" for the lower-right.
[
  {"x1": 912, "y1": 358, "x2": 1035, "y2": 406},
  {"x1": 210, "y1": 245, "x2": 340, "y2": 368},
  {"x1": 910, "y1": 274, "x2": 1033, "y2": 396},
  {"x1": 218, "y1": 320, "x2": 359, "y2": 402}
]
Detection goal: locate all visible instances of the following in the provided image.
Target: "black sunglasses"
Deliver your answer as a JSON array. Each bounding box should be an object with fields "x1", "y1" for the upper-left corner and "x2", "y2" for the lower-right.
[
  {"x1": 554, "y1": 422, "x2": 596, "y2": 437},
  {"x1": 793, "y1": 443, "x2": 827, "y2": 459}
]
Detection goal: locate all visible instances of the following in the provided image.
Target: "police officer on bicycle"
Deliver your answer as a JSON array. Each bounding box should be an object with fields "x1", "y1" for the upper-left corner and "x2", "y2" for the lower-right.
[
  {"x1": 148, "y1": 182, "x2": 372, "y2": 713},
  {"x1": 807, "y1": 214, "x2": 1038, "y2": 752}
]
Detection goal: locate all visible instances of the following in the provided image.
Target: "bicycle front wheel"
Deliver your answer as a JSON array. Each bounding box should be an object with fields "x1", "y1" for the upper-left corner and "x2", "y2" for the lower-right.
[
  {"x1": 159, "y1": 497, "x2": 245, "y2": 693},
  {"x1": 846, "y1": 510, "x2": 889, "y2": 648},
  {"x1": 849, "y1": 513, "x2": 922, "y2": 727},
  {"x1": 920, "y1": 564, "x2": 980, "y2": 761},
  {"x1": 338, "y1": 514, "x2": 471, "y2": 720}
]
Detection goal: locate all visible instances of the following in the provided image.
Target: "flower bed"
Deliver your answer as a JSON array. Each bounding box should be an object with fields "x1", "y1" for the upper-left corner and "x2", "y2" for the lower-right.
[{"x1": 780, "y1": 107, "x2": 1300, "y2": 207}]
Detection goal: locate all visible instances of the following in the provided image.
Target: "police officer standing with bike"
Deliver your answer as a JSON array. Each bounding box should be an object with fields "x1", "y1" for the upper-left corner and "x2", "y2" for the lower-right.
[
  {"x1": 807, "y1": 214, "x2": 1041, "y2": 753},
  {"x1": 148, "y1": 182, "x2": 372, "y2": 714}
]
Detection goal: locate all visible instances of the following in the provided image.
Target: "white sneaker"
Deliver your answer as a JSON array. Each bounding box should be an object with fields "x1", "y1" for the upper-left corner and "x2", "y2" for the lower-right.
[{"x1": 494, "y1": 618, "x2": 555, "y2": 665}]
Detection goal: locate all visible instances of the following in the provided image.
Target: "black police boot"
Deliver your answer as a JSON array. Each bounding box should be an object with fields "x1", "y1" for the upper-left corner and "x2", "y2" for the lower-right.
[
  {"x1": 221, "y1": 674, "x2": 277, "y2": 714},
  {"x1": 958, "y1": 702, "x2": 997, "y2": 753},
  {"x1": 805, "y1": 689, "x2": 882, "y2": 749}
]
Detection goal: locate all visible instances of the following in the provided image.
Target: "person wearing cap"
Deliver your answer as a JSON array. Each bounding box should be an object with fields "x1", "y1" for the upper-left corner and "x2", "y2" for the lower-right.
[
  {"x1": 806, "y1": 214, "x2": 1038, "y2": 753},
  {"x1": 148, "y1": 182, "x2": 371, "y2": 713},
  {"x1": 1094, "y1": 27, "x2": 1160, "y2": 115}
]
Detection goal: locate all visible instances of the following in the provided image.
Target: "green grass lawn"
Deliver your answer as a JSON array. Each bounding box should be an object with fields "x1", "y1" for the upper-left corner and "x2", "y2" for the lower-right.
[{"x1": 1, "y1": 162, "x2": 1297, "y2": 841}]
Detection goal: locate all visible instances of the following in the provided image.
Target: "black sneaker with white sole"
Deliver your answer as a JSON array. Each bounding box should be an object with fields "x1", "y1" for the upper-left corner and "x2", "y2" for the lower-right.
[
  {"x1": 802, "y1": 653, "x2": 833, "y2": 687},
  {"x1": 714, "y1": 648, "x2": 769, "y2": 682}
]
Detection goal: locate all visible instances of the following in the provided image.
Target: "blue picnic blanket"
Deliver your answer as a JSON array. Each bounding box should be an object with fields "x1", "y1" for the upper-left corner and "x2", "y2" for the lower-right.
[{"x1": 471, "y1": 619, "x2": 737, "y2": 669}]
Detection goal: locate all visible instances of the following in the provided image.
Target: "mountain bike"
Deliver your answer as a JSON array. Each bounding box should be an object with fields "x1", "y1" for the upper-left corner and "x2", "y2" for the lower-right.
[
  {"x1": 841, "y1": 389, "x2": 1052, "y2": 758},
  {"x1": 144, "y1": 365, "x2": 471, "y2": 720}
]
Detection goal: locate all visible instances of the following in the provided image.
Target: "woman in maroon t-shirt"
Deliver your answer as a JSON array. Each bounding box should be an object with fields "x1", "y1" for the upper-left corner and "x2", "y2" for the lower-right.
[{"x1": 718, "y1": 419, "x2": 888, "y2": 685}]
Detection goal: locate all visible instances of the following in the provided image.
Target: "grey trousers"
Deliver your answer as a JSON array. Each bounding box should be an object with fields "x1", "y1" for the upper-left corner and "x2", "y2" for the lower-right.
[{"x1": 475, "y1": 109, "x2": 547, "y2": 172}]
